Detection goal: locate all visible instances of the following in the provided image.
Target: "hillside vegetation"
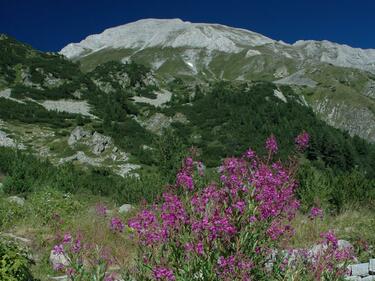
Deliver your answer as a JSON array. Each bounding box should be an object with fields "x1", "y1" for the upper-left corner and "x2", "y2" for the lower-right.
[{"x1": 0, "y1": 34, "x2": 374, "y2": 280}]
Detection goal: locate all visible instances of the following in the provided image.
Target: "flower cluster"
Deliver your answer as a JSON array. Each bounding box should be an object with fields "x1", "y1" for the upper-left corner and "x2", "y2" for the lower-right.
[
  {"x1": 308, "y1": 230, "x2": 354, "y2": 279},
  {"x1": 152, "y1": 267, "x2": 175, "y2": 281},
  {"x1": 96, "y1": 203, "x2": 108, "y2": 217},
  {"x1": 51, "y1": 232, "x2": 116, "y2": 281},
  {"x1": 265, "y1": 134, "x2": 278, "y2": 154},
  {"x1": 295, "y1": 131, "x2": 310, "y2": 151},
  {"x1": 309, "y1": 207, "x2": 324, "y2": 220},
  {"x1": 110, "y1": 217, "x2": 125, "y2": 233},
  {"x1": 127, "y1": 134, "x2": 321, "y2": 280}
]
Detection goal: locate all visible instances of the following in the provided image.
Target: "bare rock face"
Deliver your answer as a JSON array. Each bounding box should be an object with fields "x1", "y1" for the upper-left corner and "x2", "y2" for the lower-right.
[
  {"x1": 144, "y1": 113, "x2": 172, "y2": 135},
  {"x1": 0, "y1": 130, "x2": 26, "y2": 149},
  {"x1": 59, "y1": 151, "x2": 102, "y2": 166},
  {"x1": 91, "y1": 132, "x2": 112, "y2": 155},
  {"x1": 68, "y1": 127, "x2": 91, "y2": 145},
  {"x1": 363, "y1": 81, "x2": 375, "y2": 99},
  {"x1": 314, "y1": 98, "x2": 375, "y2": 143},
  {"x1": 68, "y1": 127, "x2": 112, "y2": 154}
]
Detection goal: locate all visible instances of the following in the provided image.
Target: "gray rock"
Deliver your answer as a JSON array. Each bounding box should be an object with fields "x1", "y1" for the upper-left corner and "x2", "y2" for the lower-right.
[
  {"x1": 362, "y1": 276, "x2": 375, "y2": 281},
  {"x1": 173, "y1": 112, "x2": 189, "y2": 124},
  {"x1": 119, "y1": 204, "x2": 133, "y2": 214},
  {"x1": 310, "y1": 243, "x2": 327, "y2": 256},
  {"x1": 1, "y1": 233, "x2": 31, "y2": 244},
  {"x1": 349, "y1": 263, "x2": 369, "y2": 277},
  {"x1": 6, "y1": 196, "x2": 25, "y2": 206},
  {"x1": 49, "y1": 276, "x2": 68, "y2": 281},
  {"x1": 338, "y1": 240, "x2": 354, "y2": 250},
  {"x1": 59, "y1": 151, "x2": 102, "y2": 167},
  {"x1": 275, "y1": 70, "x2": 317, "y2": 88},
  {"x1": 345, "y1": 276, "x2": 361, "y2": 281},
  {"x1": 0, "y1": 130, "x2": 26, "y2": 149},
  {"x1": 49, "y1": 250, "x2": 69, "y2": 268},
  {"x1": 363, "y1": 81, "x2": 375, "y2": 99},
  {"x1": 144, "y1": 113, "x2": 172, "y2": 135},
  {"x1": 116, "y1": 163, "x2": 141, "y2": 178},
  {"x1": 370, "y1": 259, "x2": 375, "y2": 274},
  {"x1": 91, "y1": 132, "x2": 112, "y2": 155},
  {"x1": 345, "y1": 277, "x2": 361, "y2": 281},
  {"x1": 313, "y1": 98, "x2": 375, "y2": 143},
  {"x1": 68, "y1": 127, "x2": 91, "y2": 145}
]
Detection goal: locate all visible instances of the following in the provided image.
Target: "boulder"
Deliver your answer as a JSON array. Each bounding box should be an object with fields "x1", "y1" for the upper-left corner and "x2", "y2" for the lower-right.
[
  {"x1": 49, "y1": 276, "x2": 68, "y2": 281},
  {"x1": 6, "y1": 196, "x2": 25, "y2": 206},
  {"x1": 345, "y1": 276, "x2": 361, "y2": 281},
  {"x1": 59, "y1": 151, "x2": 101, "y2": 167},
  {"x1": 144, "y1": 113, "x2": 172, "y2": 135},
  {"x1": 49, "y1": 250, "x2": 69, "y2": 268},
  {"x1": 1, "y1": 233, "x2": 31, "y2": 244},
  {"x1": 119, "y1": 204, "x2": 133, "y2": 214},
  {"x1": 68, "y1": 127, "x2": 91, "y2": 145},
  {"x1": 91, "y1": 132, "x2": 112, "y2": 155},
  {"x1": 338, "y1": 240, "x2": 354, "y2": 250},
  {"x1": 349, "y1": 263, "x2": 369, "y2": 277},
  {"x1": 370, "y1": 259, "x2": 375, "y2": 274},
  {"x1": 0, "y1": 130, "x2": 25, "y2": 149}
]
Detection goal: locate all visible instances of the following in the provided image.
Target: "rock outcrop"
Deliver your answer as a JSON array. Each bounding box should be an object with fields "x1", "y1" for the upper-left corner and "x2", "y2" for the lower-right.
[
  {"x1": 0, "y1": 130, "x2": 26, "y2": 149},
  {"x1": 68, "y1": 127, "x2": 91, "y2": 146},
  {"x1": 91, "y1": 132, "x2": 112, "y2": 155}
]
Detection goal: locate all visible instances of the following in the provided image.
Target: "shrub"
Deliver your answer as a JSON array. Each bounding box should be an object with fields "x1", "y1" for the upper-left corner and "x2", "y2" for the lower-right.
[
  {"x1": 28, "y1": 188, "x2": 83, "y2": 226},
  {"x1": 0, "y1": 198, "x2": 26, "y2": 229},
  {"x1": 124, "y1": 133, "x2": 353, "y2": 280},
  {"x1": 51, "y1": 233, "x2": 117, "y2": 281},
  {"x1": 0, "y1": 239, "x2": 38, "y2": 281}
]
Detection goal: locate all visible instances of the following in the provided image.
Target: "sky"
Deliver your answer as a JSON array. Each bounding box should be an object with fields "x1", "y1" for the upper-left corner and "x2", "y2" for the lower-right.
[{"x1": 1, "y1": 0, "x2": 374, "y2": 52}]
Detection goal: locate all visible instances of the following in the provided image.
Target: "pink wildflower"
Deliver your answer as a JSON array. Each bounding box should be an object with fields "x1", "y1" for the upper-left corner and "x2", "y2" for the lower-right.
[
  {"x1": 265, "y1": 135, "x2": 278, "y2": 154},
  {"x1": 295, "y1": 131, "x2": 310, "y2": 151}
]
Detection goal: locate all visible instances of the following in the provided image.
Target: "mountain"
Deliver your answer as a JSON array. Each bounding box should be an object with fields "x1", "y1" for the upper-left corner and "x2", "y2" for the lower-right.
[
  {"x1": 59, "y1": 19, "x2": 375, "y2": 143},
  {"x1": 60, "y1": 19, "x2": 375, "y2": 74},
  {"x1": 1, "y1": 23, "x2": 375, "y2": 182}
]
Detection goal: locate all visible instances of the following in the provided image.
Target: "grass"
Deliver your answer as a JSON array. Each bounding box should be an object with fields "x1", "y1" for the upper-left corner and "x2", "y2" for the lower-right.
[
  {"x1": 2, "y1": 183, "x2": 375, "y2": 279},
  {"x1": 291, "y1": 208, "x2": 375, "y2": 262},
  {"x1": 0, "y1": 190, "x2": 138, "y2": 280}
]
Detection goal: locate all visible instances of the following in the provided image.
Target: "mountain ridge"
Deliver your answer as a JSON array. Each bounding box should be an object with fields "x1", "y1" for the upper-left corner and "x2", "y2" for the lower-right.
[{"x1": 60, "y1": 18, "x2": 375, "y2": 74}]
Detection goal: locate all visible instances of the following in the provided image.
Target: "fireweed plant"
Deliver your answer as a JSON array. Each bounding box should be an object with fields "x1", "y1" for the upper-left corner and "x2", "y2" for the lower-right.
[
  {"x1": 52, "y1": 232, "x2": 119, "y2": 281},
  {"x1": 124, "y1": 132, "x2": 354, "y2": 281}
]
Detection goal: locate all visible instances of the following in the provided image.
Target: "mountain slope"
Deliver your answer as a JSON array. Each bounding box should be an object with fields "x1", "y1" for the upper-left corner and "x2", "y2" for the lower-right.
[
  {"x1": 60, "y1": 19, "x2": 375, "y2": 143},
  {"x1": 1, "y1": 35, "x2": 374, "y2": 182},
  {"x1": 60, "y1": 19, "x2": 375, "y2": 75}
]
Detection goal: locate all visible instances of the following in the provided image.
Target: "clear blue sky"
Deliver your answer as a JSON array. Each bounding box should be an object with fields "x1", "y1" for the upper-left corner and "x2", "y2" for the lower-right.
[{"x1": 1, "y1": 0, "x2": 374, "y2": 52}]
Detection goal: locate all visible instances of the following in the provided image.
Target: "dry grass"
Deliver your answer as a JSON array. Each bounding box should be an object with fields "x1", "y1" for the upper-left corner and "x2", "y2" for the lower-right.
[{"x1": 290, "y1": 208, "x2": 375, "y2": 261}]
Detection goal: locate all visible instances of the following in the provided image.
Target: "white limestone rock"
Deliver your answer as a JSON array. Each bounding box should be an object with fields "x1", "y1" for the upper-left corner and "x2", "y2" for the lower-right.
[
  {"x1": 349, "y1": 263, "x2": 369, "y2": 277},
  {"x1": 118, "y1": 204, "x2": 133, "y2": 214},
  {"x1": 6, "y1": 196, "x2": 25, "y2": 206}
]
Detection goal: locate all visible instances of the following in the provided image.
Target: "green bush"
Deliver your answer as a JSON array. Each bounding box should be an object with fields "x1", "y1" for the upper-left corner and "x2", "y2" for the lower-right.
[
  {"x1": 0, "y1": 239, "x2": 37, "y2": 281},
  {"x1": 0, "y1": 198, "x2": 26, "y2": 229},
  {"x1": 28, "y1": 188, "x2": 83, "y2": 225}
]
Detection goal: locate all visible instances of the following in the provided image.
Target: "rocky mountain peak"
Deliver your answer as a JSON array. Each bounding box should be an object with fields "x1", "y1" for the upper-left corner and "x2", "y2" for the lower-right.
[{"x1": 59, "y1": 18, "x2": 275, "y2": 58}]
